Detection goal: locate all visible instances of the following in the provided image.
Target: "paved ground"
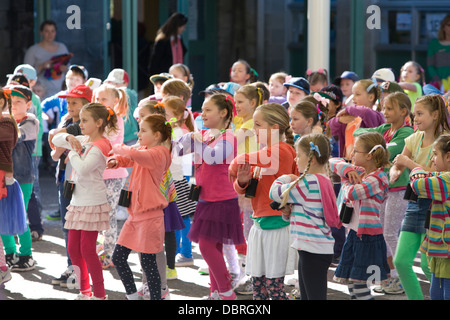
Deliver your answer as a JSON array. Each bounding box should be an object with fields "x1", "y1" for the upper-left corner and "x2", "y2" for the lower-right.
[{"x1": 0, "y1": 169, "x2": 431, "y2": 302}]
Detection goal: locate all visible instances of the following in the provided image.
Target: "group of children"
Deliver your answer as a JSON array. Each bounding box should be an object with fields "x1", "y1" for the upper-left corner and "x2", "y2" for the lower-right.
[{"x1": 0, "y1": 57, "x2": 449, "y2": 301}]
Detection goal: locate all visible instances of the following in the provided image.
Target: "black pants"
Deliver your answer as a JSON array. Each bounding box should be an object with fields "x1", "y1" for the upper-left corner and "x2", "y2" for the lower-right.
[
  {"x1": 298, "y1": 250, "x2": 333, "y2": 300},
  {"x1": 112, "y1": 244, "x2": 161, "y2": 300}
]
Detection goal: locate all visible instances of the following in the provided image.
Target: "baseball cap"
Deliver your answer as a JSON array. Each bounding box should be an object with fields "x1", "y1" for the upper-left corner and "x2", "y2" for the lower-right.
[
  {"x1": 105, "y1": 69, "x2": 129, "y2": 85},
  {"x1": 85, "y1": 78, "x2": 102, "y2": 91},
  {"x1": 7, "y1": 74, "x2": 30, "y2": 88},
  {"x1": 7, "y1": 64, "x2": 37, "y2": 81},
  {"x1": 70, "y1": 65, "x2": 89, "y2": 80},
  {"x1": 7, "y1": 85, "x2": 32, "y2": 102},
  {"x1": 284, "y1": 77, "x2": 310, "y2": 95},
  {"x1": 150, "y1": 73, "x2": 173, "y2": 85},
  {"x1": 333, "y1": 71, "x2": 359, "y2": 85},
  {"x1": 380, "y1": 81, "x2": 404, "y2": 94},
  {"x1": 59, "y1": 84, "x2": 93, "y2": 101},
  {"x1": 372, "y1": 68, "x2": 395, "y2": 82},
  {"x1": 199, "y1": 82, "x2": 242, "y2": 97}
]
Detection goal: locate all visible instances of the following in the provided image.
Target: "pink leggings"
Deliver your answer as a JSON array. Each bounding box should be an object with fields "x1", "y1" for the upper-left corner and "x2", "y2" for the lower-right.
[
  {"x1": 0, "y1": 237, "x2": 6, "y2": 271},
  {"x1": 68, "y1": 229, "x2": 105, "y2": 298},
  {"x1": 198, "y1": 238, "x2": 231, "y2": 293}
]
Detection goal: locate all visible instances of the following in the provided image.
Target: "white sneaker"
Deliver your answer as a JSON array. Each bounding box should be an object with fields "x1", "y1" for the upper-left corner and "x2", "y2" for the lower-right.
[
  {"x1": 0, "y1": 268, "x2": 12, "y2": 286},
  {"x1": 75, "y1": 293, "x2": 92, "y2": 300}
]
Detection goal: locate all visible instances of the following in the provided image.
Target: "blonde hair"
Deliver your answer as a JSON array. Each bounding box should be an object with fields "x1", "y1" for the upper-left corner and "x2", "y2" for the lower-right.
[
  {"x1": 164, "y1": 96, "x2": 195, "y2": 132},
  {"x1": 279, "y1": 133, "x2": 331, "y2": 208},
  {"x1": 269, "y1": 72, "x2": 288, "y2": 85},
  {"x1": 236, "y1": 84, "x2": 265, "y2": 107},
  {"x1": 255, "y1": 103, "x2": 295, "y2": 148},
  {"x1": 356, "y1": 132, "x2": 390, "y2": 168},
  {"x1": 94, "y1": 84, "x2": 129, "y2": 118},
  {"x1": 169, "y1": 64, "x2": 195, "y2": 90},
  {"x1": 384, "y1": 92, "x2": 412, "y2": 120},
  {"x1": 357, "y1": 79, "x2": 382, "y2": 110},
  {"x1": 161, "y1": 79, "x2": 192, "y2": 102}
]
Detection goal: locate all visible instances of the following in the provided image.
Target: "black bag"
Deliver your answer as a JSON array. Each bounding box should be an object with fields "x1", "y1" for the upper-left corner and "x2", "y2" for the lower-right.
[
  {"x1": 403, "y1": 184, "x2": 419, "y2": 202},
  {"x1": 189, "y1": 184, "x2": 201, "y2": 202},
  {"x1": 63, "y1": 181, "x2": 75, "y2": 200},
  {"x1": 339, "y1": 202, "x2": 354, "y2": 224},
  {"x1": 245, "y1": 178, "x2": 259, "y2": 198},
  {"x1": 118, "y1": 189, "x2": 132, "y2": 208}
]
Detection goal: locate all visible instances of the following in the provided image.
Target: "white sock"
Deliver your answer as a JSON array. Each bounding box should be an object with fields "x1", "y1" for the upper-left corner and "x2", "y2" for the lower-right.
[
  {"x1": 126, "y1": 292, "x2": 139, "y2": 300},
  {"x1": 390, "y1": 269, "x2": 398, "y2": 278}
]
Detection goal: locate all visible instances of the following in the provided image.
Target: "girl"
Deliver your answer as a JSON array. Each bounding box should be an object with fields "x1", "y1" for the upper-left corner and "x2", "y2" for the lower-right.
[
  {"x1": 390, "y1": 94, "x2": 450, "y2": 300},
  {"x1": 169, "y1": 63, "x2": 195, "y2": 92},
  {"x1": 228, "y1": 103, "x2": 298, "y2": 300},
  {"x1": 330, "y1": 132, "x2": 391, "y2": 300},
  {"x1": 354, "y1": 92, "x2": 414, "y2": 294},
  {"x1": 399, "y1": 61, "x2": 425, "y2": 110},
  {"x1": 329, "y1": 79, "x2": 385, "y2": 158},
  {"x1": 306, "y1": 68, "x2": 329, "y2": 93},
  {"x1": 52, "y1": 103, "x2": 118, "y2": 300},
  {"x1": 0, "y1": 88, "x2": 26, "y2": 285},
  {"x1": 290, "y1": 100, "x2": 322, "y2": 142},
  {"x1": 230, "y1": 60, "x2": 258, "y2": 86},
  {"x1": 268, "y1": 72, "x2": 288, "y2": 104},
  {"x1": 270, "y1": 134, "x2": 340, "y2": 300},
  {"x1": 163, "y1": 97, "x2": 198, "y2": 270},
  {"x1": 109, "y1": 114, "x2": 173, "y2": 301},
  {"x1": 410, "y1": 134, "x2": 450, "y2": 300},
  {"x1": 93, "y1": 84, "x2": 129, "y2": 269},
  {"x1": 174, "y1": 94, "x2": 244, "y2": 300}
]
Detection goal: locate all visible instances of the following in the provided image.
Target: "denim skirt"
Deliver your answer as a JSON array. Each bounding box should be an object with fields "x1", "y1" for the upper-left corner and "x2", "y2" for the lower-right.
[{"x1": 400, "y1": 198, "x2": 432, "y2": 234}]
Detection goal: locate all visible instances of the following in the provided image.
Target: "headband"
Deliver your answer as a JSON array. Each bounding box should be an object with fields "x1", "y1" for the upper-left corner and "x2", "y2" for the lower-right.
[
  {"x1": 366, "y1": 83, "x2": 377, "y2": 93},
  {"x1": 225, "y1": 96, "x2": 235, "y2": 109},
  {"x1": 106, "y1": 107, "x2": 115, "y2": 121},
  {"x1": 369, "y1": 144, "x2": 385, "y2": 154},
  {"x1": 310, "y1": 142, "x2": 321, "y2": 158},
  {"x1": 313, "y1": 92, "x2": 330, "y2": 107}
]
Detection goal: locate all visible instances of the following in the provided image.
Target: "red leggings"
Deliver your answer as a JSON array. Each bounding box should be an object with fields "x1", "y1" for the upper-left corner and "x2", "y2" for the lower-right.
[
  {"x1": 198, "y1": 238, "x2": 231, "y2": 293},
  {"x1": 68, "y1": 229, "x2": 105, "y2": 298}
]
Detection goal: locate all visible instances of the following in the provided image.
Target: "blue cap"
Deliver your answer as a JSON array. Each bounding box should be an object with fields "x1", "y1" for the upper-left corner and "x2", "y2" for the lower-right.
[
  {"x1": 423, "y1": 84, "x2": 443, "y2": 96},
  {"x1": 283, "y1": 77, "x2": 310, "y2": 95},
  {"x1": 333, "y1": 71, "x2": 359, "y2": 86}
]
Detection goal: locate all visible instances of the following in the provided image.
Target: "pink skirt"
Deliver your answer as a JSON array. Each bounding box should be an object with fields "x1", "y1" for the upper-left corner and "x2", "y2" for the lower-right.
[{"x1": 65, "y1": 203, "x2": 111, "y2": 232}]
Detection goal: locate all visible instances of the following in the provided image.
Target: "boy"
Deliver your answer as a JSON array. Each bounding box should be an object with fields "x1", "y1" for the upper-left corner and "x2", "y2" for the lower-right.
[
  {"x1": 282, "y1": 77, "x2": 310, "y2": 113},
  {"x1": 1, "y1": 85, "x2": 39, "y2": 272},
  {"x1": 104, "y1": 69, "x2": 139, "y2": 145},
  {"x1": 333, "y1": 71, "x2": 359, "y2": 106}
]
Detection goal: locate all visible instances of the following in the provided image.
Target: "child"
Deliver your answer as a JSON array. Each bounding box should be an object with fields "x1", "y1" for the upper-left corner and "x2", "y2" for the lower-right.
[
  {"x1": 230, "y1": 60, "x2": 258, "y2": 86},
  {"x1": 290, "y1": 100, "x2": 322, "y2": 141},
  {"x1": 330, "y1": 132, "x2": 391, "y2": 300},
  {"x1": 52, "y1": 103, "x2": 118, "y2": 300},
  {"x1": 354, "y1": 92, "x2": 414, "y2": 294},
  {"x1": 140, "y1": 73, "x2": 173, "y2": 104},
  {"x1": 399, "y1": 61, "x2": 425, "y2": 110},
  {"x1": 379, "y1": 81, "x2": 405, "y2": 111},
  {"x1": 109, "y1": 114, "x2": 173, "y2": 300},
  {"x1": 174, "y1": 93, "x2": 244, "y2": 300},
  {"x1": 333, "y1": 71, "x2": 359, "y2": 106},
  {"x1": 410, "y1": 134, "x2": 450, "y2": 300},
  {"x1": 268, "y1": 72, "x2": 288, "y2": 104},
  {"x1": 329, "y1": 79, "x2": 385, "y2": 159},
  {"x1": 390, "y1": 94, "x2": 450, "y2": 300},
  {"x1": 0, "y1": 88, "x2": 26, "y2": 285},
  {"x1": 1, "y1": 85, "x2": 39, "y2": 272},
  {"x1": 283, "y1": 77, "x2": 310, "y2": 113},
  {"x1": 270, "y1": 133, "x2": 340, "y2": 300},
  {"x1": 169, "y1": 63, "x2": 195, "y2": 92},
  {"x1": 93, "y1": 84, "x2": 129, "y2": 269},
  {"x1": 162, "y1": 97, "x2": 198, "y2": 271},
  {"x1": 104, "y1": 69, "x2": 139, "y2": 145},
  {"x1": 306, "y1": 68, "x2": 329, "y2": 93},
  {"x1": 228, "y1": 103, "x2": 298, "y2": 300},
  {"x1": 48, "y1": 84, "x2": 92, "y2": 288}
]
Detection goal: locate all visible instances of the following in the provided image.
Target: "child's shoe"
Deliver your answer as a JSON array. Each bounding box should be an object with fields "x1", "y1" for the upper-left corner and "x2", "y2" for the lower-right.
[
  {"x1": 166, "y1": 266, "x2": 177, "y2": 280},
  {"x1": 175, "y1": 254, "x2": 194, "y2": 267},
  {"x1": 0, "y1": 267, "x2": 12, "y2": 286},
  {"x1": 219, "y1": 290, "x2": 237, "y2": 300},
  {"x1": 11, "y1": 255, "x2": 35, "y2": 272}
]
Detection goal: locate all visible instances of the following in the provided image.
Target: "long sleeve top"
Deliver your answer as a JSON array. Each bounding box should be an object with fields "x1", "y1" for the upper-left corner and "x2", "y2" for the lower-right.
[
  {"x1": 174, "y1": 129, "x2": 237, "y2": 202},
  {"x1": 411, "y1": 168, "x2": 450, "y2": 258},
  {"x1": 269, "y1": 174, "x2": 339, "y2": 254},
  {"x1": 330, "y1": 158, "x2": 389, "y2": 236},
  {"x1": 0, "y1": 116, "x2": 18, "y2": 173}
]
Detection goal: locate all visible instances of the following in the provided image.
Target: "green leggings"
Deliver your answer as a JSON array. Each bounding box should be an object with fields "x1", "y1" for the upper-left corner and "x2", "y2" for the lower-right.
[
  {"x1": 394, "y1": 231, "x2": 432, "y2": 300},
  {"x1": 1, "y1": 183, "x2": 33, "y2": 256}
]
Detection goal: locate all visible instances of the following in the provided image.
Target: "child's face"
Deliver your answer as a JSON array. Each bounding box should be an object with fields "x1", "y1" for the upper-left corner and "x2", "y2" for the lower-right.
[
  {"x1": 66, "y1": 98, "x2": 85, "y2": 121},
  {"x1": 234, "y1": 92, "x2": 256, "y2": 122},
  {"x1": 153, "y1": 82, "x2": 164, "y2": 94},
  {"x1": 382, "y1": 99, "x2": 406, "y2": 126},
  {"x1": 401, "y1": 63, "x2": 420, "y2": 83},
  {"x1": 413, "y1": 102, "x2": 438, "y2": 132},
  {"x1": 65, "y1": 71, "x2": 85, "y2": 92},
  {"x1": 169, "y1": 68, "x2": 188, "y2": 83},
  {"x1": 269, "y1": 79, "x2": 286, "y2": 97},
  {"x1": 327, "y1": 100, "x2": 340, "y2": 118},
  {"x1": 352, "y1": 83, "x2": 374, "y2": 108},
  {"x1": 79, "y1": 110, "x2": 101, "y2": 137},
  {"x1": 296, "y1": 147, "x2": 310, "y2": 174},
  {"x1": 431, "y1": 147, "x2": 450, "y2": 171},
  {"x1": 230, "y1": 62, "x2": 250, "y2": 85},
  {"x1": 138, "y1": 120, "x2": 161, "y2": 148},
  {"x1": 351, "y1": 139, "x2": 370, "y2": 167},
  {"x1": 310, "y1": 81, "x2": 327, "y2": 94},
  {"x1": 290, "y1": 109, "x2": 313, "y2": 136},
  {"x1": 340, "y1": 79, "x2": 354, "y2": 97},
  {"x1": 253, "y1": 110, "x2": 278, "y2": 146},
  {"x1": 95, "y1": 90, "x2": 117, "y2": 109},
  {"x1": 287, "y1": 87, "x2": 307, "y2": 108},
  {"x1": 201, "y1": 100, "x2": 227, "y2": 130},
  {"x1": 11, "y1": 96, "x2": 31, "y2": 119},
  {"x1": 138, "y1": 107, "x2": 151, "y2": 125}
]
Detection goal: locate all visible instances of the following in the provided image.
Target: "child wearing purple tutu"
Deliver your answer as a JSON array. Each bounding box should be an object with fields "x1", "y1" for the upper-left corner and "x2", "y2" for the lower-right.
[{"x1": 174, "y1": 93, "x2": 245, "y2": 300}]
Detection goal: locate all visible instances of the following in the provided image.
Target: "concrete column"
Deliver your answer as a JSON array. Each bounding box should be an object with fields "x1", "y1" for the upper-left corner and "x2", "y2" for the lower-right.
[
  {"x1": 307, "y1": 0, "x2": 330, "y2": 72},
  {"x1": 122, "y1": 0, "x2": 138, "y2": 91}
]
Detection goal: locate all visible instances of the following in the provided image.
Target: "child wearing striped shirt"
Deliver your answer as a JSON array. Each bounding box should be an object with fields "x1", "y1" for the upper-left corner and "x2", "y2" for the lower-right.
[
  {"x1": 269, "y1": 133, "x2": 340, "y2": 300},
  {"x1": 330, "y1": 132, "x2": 390, "y2": 300},
  {"x1": 410, "y1": 134, "x2": 450, "y2": 300}
]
